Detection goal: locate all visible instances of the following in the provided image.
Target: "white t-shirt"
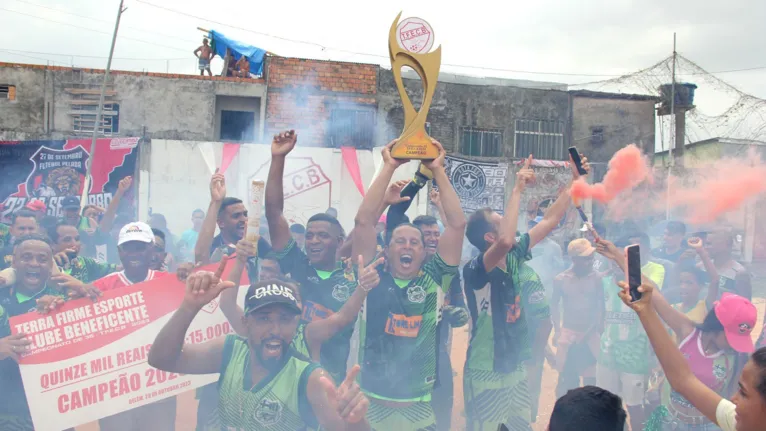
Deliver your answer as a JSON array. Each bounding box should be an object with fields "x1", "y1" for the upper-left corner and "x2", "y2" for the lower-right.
[{"x1": 716, "y1": 399, "x2": 737, "y2": 431}]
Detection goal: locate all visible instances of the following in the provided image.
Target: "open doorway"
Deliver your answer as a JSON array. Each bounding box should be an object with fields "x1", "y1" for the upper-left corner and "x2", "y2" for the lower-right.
[{"x1": 220, "y1": 110, "x2": 255, "y2": 141}]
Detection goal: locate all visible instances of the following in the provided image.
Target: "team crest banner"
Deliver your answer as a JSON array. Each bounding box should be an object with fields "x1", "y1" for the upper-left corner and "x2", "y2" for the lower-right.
[
  {"x1": 0, "y1": 138, "x2": 140, "y2": 220},
  {"x1": 442, "y1": 155, "x2": 508, "y2": 214}
]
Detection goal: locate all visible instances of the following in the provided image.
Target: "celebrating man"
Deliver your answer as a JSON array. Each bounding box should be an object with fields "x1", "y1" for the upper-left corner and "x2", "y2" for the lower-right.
[
  {"x1": 148, "y1": 267, "x2": 371, "y2": 430},
  {"x1": 48, "y1": 221, "x2": 118, "y2": 283},
  {"x1": 0, "y1": 234, "x2": 65, "y2": 430},
  {"x1": 350, "y1": 139, "x2": 466, "y2": 429},
  {"x1": 462, "y1": 153, "x2": 588, "y2": 430},
  {"x1": 89, "y1": 222, "x2": 174, "y2": 430},
  {"x1": 265, "y1": 130, "x2": 359, "y2": 384},
  {"x1": 551, "y1": 238, "x2": 604, "y2": 398},
  {"x1": 0, "y1": 210, "x2": 38, "y2": 270},
  {"x1": 195, "y1": 172, "x2": 271, "y2": 278}
]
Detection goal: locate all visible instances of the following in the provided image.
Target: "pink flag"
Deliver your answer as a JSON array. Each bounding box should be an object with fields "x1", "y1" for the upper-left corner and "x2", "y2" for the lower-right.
[
  {"x1": 341, "y1": 146, "x2": 365, "y2": 197},
  {"x1": 220, "y1": 143, "x2": 240, "y2": 174}
]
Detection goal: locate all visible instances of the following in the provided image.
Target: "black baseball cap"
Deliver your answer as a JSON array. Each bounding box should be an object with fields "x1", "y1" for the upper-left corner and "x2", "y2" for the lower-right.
[
  {"x1": 244, "y1": 281, "x2": 301, "y2": 315},
  {"x1": 61, "y1": 196, "x2": 80, "y2": 209}
]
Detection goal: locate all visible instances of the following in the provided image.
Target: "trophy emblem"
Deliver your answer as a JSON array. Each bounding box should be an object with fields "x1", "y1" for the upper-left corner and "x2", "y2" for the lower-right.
[{"x1": 389, "y1": 12, "x2": 442, "y2": 159}]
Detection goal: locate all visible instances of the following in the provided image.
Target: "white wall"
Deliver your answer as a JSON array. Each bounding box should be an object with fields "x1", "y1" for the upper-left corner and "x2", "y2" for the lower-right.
[{"x1": 140, "y1": 141, "x2": 427, "y2": 238}]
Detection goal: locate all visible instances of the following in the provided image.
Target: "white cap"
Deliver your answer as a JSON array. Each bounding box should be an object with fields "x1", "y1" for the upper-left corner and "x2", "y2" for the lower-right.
[{"x1": 118, "y1": 222, "x2": 154, "y2": 246}]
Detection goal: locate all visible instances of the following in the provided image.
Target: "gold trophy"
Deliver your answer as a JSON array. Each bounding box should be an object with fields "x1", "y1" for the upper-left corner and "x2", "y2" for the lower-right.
[{"x1": 389, "y1": 12, "x2": 442, "y2": 159}]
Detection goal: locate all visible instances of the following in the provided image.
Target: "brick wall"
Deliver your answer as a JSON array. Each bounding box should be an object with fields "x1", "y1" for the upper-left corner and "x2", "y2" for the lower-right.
[{"x1": 265, "y1": 57, "x2": 379, "y2": 147}]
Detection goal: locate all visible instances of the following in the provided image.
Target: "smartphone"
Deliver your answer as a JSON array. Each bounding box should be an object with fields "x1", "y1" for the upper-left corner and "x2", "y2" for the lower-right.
[
  {"x1": 626, "y1": 244, "x2": 642, "y2": 302},
  {"x1": 568, "y1": 146, "x2": 588, "y2": 175}
]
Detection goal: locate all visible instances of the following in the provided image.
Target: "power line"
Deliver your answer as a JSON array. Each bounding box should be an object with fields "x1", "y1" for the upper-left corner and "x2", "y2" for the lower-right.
[
  {"x1": 0, "y1": 7, "x2": 191, "y2": 54},
  {"x1": 134, "y1": 0, "x2": 331, "y2": 50},
  {"x1": 0, "y1": 49, "x2": 64, "y2": 66},
  {"x1": 5, "y1": 1, "x2": 766, "y2": 79},
  {"x1": 134, "y1": 0, "x2": 766, "y2": 79},
  {"x1": 0, "y1": 49, "x2": 188, "y2": 61},
  {"x1": 9, "y1": 0, "x2": 200, "y2": 45}
]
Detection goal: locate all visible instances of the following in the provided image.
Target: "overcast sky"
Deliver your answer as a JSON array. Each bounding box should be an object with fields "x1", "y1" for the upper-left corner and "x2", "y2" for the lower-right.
[{"x1": 2, "y1": 0, "x2": 765, "y2": 144}]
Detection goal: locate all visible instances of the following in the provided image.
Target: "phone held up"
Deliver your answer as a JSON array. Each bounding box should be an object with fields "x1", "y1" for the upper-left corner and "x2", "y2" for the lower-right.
[
  {"x1": 568, "y1": 146, "x2": 588, "y2": 176},
  {"x1": 626, "y1": 244, "x2": 642, "y2": 302}
]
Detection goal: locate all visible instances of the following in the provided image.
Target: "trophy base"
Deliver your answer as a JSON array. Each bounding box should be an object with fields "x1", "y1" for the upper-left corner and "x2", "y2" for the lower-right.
[{"x1": 391, "y1": 130, "x2": 439, "y2": 160}]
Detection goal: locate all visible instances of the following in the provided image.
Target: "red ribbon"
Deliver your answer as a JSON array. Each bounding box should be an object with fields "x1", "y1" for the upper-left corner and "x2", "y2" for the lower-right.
[
  {"x1": 341, "y1": 146, "x2": 365, "y2": 197},
  {"x1": 220, "y1": 143, "x2": 240, "y2": 174}
]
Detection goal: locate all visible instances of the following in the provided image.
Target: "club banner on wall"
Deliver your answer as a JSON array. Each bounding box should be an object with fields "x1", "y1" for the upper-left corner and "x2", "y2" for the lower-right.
[
  {"x1": 0, "y1": 138, "x2": 140, "y2": 220},
  {"x1": 146, "y1": 141, "x2": 386, "y2": 236},
  {"x1": 443, "y1": 155, "x2": 508, "y2": 214},
  {"x1": 10, "y1": 261, "x2": 247, "y2": 431}
]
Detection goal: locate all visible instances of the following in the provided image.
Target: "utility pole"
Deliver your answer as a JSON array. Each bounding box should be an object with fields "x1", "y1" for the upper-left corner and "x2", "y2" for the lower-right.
[
  {"x1": 666, "y1": 33, "x2": 677, "y2": 219},
  {"x1": 81, "y1": 0, "x2": 127, "y2": 209}
]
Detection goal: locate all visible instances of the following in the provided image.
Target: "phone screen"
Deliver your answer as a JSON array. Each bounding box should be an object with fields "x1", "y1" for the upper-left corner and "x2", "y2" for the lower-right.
[
  {"x1": 626, "y1": 244, "x2": 642, "y2": 302},
  {"x1": 568, "y1": 146, "x2": 588, "y2": 175}
]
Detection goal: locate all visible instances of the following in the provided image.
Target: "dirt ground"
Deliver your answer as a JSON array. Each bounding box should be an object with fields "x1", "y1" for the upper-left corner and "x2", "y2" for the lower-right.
[{"x1": 76, "y1": 298, "x2": 766, "y2": 431}]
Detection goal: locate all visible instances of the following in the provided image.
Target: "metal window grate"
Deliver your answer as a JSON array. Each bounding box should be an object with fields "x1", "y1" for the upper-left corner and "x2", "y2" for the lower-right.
[
  {"x1": 328, "y1": 108, "x2": 376, "y2": 148},
  {"x1": 72, "y1": 104, "x2": 120, "y2": 135},
  {"x1": 513, "y1": 119, "x2": 565, "y2": 160},
  {"x1": 459, "y1": 127, "x2": 503, "y2": 157}
]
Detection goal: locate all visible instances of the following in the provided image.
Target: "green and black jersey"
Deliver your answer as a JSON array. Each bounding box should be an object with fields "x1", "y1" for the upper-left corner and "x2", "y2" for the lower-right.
[
  {"x1": 63, "y1": 256, "x2": 118, "y2": 283},
  {"x1": 356, "y1": 253, "x2": 457, "y2": 401},
  {"x1": 272, "y1": 238, "x2": 357, "y2": 383},
  {"x1": 0, "y1": 285, "x2": 66, "y2": 430},
  {"x1": 211, "y1": 335, "x2": 320, "y2": 431},
  {"x1": 463, "y1": 234, "x2": 538, "y2": 373}
]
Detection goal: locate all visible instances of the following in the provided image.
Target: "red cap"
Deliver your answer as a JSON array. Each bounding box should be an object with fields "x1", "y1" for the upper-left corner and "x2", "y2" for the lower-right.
[
  {"x1": 25, "y1": 200, "x2": 47, "y2": 212},
  {"x1": 715, "y1": 292, "x2": 757, "y2": 353}
]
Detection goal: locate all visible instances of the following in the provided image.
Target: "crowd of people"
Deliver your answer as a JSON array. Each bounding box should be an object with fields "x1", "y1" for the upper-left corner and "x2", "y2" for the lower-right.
[{"x1": 0, "y1": 130, "x2": 765, "y2": 431}]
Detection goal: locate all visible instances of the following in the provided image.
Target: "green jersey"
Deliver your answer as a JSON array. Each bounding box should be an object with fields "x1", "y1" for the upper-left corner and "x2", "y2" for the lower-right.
[
  {"x1": 518, "y1": 261, "x2": 551, "y2": 359},
  {"x1": 463, "y1": 234, "x2": 535, "y2": 373},
  {"x1": 599, "y1": 274, "x2": 650, "y2": 374},
  {"x1": 0, "y1": 284, "x2": 65, "y2": 429},
  {"x1": 273, "y1": 238, "x2": 357, "y2": 383},
  {"x1": 357, "y1": 253, "x2": 457, "y2": 401},
  {"x1": 0, "y1": 223, "x2": 9, "y2": 249},
  {"x1": 599, "y1": 263, "x2": 667, "y2": 375},
  {"x1": 291, "y1": 324, "x2": 311, "y2": 358},
  {"x1": 212, "y1": 335, "x2": 320, "y2": 431},
  {"x1": 63, "y1": 256, "x2": 118, "y2": 283}
]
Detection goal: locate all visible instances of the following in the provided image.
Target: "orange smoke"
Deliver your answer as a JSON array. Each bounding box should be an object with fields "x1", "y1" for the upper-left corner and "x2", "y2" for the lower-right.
[
  {"x1": 571, "y1": 144, "x2": 651, "y2": 204},
  {"x1": 667, "y1": 153, "x2": 766, "y2": 224}
]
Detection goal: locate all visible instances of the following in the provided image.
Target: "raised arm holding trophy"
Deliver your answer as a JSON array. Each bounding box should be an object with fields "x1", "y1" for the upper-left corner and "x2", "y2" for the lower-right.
[{"x1": 389, "y1": 12, "x2": 442, "y2": 160}]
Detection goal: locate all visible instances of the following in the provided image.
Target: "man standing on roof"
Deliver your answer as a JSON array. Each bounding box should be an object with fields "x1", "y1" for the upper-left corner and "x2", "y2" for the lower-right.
[{"x1": 194, "y1": 38, "x2": 214, "y2": 76}]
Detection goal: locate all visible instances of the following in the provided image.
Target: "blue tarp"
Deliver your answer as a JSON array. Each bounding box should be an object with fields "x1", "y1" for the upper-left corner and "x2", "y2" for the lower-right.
[{"x1": 208, "y1": 30, "x2": 267, "y2": 76}]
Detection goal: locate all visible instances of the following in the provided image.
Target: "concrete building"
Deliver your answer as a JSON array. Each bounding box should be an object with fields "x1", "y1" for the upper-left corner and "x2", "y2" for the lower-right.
[
  {"x1": 0, "y1": 62, "x2": 267, "y2": 142},
  {"x1": 570, "y1": 90, "x2": 658, "y2": 164},
  {"x1": 0, "y1": 58, "x2": 657, "y2": 164}
]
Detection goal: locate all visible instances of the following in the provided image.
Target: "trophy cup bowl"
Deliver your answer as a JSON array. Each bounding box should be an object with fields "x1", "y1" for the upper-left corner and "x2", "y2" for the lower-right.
[{"x1": 388, "y1": 12, "x2": 442, "y2": 160}]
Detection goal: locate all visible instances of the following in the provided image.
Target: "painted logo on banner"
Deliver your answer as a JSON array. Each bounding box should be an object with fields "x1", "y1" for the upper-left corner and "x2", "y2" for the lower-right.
[
  {"x1": 251, "y1": 156, "x2": 331, "y2": 227},
  {"x1": 26, "y1": 146, "x2": 89, "y2": 199},
  {"x1": 0, "y1": 138, "x2": 139, "y2": 221},
  {"x1": 441, "y1": 156, "x2": 508, "y2": 215}
]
